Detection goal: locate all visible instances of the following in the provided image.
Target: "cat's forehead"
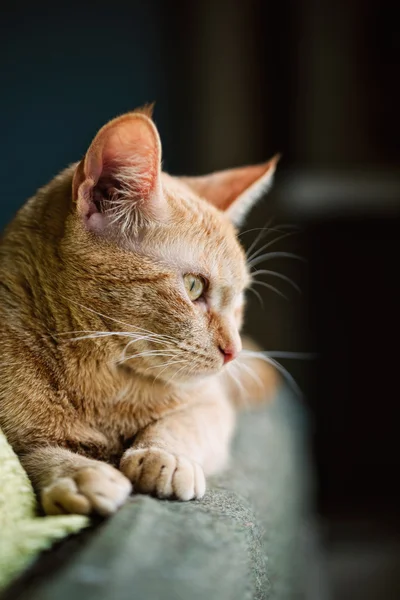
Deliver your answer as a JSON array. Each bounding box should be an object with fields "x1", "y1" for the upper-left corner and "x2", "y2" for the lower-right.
[
  {"x1": 144, "y1": 174, "x2": 250, "y2": 290},
  {"x1": 155, "y1": 219, "x2": 248, "y2": 286},
  {"x1": 161, "y1": 172, "x2": 198, "y2": 202}
]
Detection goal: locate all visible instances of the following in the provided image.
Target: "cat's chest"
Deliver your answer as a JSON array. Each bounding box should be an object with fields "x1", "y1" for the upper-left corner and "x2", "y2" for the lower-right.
[
  {"x1": 70, "y1": 401, "x2": 150, "y2": 465},
  {"x1": 75, "y1": 382, "x2": 181, "y2": 462},
  {"x1": 88, "y1": 396, "x2": 149, "y2": 437}
]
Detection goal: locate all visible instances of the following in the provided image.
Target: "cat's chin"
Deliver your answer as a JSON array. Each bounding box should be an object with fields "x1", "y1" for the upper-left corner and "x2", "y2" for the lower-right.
[
  {"x1": 156, "y1": 366, "x2": 221, "y2": 387},
  {"x1": 174, "y1": 367, "x2": 224, "y2": 385}
]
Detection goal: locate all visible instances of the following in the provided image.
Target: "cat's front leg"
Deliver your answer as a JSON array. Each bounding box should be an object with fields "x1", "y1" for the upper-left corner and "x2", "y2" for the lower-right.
[
  {"x1": 21, "y1": 447, "x2": 132, "y2": 516},
  {"x1": 120, "y1": 393, "x2": 235, "y2": 501}
]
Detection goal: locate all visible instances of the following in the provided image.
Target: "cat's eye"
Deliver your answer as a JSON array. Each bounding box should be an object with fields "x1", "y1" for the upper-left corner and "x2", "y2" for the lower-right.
[{"x1": 183, "y1": 274, "x2": 206, "y2": 301}]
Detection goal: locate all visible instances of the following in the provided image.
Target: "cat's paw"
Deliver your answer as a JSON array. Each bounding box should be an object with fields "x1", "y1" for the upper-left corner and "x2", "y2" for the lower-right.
[
  {"x1": 120, "y1": 447, "x2": 206, "y2": 501},
  {"x1": 41, "y1": 463, "x2": 132, "y2": 516}
]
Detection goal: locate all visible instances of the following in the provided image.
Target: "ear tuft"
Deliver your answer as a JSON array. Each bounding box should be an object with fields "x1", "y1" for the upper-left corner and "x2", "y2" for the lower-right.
[{"x1": 134, "y1": 102, "x2": 156, "y2": 119}]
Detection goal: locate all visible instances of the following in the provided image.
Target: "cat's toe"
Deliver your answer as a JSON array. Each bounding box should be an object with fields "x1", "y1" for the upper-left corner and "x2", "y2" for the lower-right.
[
  {"x1": 74, "y1": 465, "x2": 132, "y2": 516},
  {"x1": 120, "y1": 447, "x2": 206, "y2": 501},
  {"x1": 41, "y1": 464, "x2": 132, "y2": 516},
  {"x1": 41, "y1": 477, "x2": 92, "y2": 515}
]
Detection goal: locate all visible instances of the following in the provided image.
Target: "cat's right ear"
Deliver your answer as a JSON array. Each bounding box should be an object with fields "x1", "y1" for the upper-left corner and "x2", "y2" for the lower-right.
[{"x1": 72, "y1": 111, "x2": 165, "y2": 235}]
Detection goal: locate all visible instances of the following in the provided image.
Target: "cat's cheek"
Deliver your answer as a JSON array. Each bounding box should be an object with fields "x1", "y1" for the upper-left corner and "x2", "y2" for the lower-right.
[
  {"x1": 195, "y1": 298, "x2": 208, "y2": 312},
  {"x1": 235, "y1": 309, "x2": 244, "y2": 331}
]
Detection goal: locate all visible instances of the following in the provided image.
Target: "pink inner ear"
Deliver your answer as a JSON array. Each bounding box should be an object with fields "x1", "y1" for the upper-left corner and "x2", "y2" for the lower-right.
[
  {"x1": 181, "y1": 156, "x2": 279, "y2": 213},
  {"x1": 73, "y1": 113, "x2": 161, "y2": 231},
  {"x1": 101, "y1": 129, "x2": 157, "y2": 195},
  {"x1": 211, "y1": 164, "x2": 271, "y2": 210}
]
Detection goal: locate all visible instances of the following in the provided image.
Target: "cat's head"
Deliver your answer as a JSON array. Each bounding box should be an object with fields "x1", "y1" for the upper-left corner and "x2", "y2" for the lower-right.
[{"x1": 67, "y1": 106, "x2": 278, "y2": 382}]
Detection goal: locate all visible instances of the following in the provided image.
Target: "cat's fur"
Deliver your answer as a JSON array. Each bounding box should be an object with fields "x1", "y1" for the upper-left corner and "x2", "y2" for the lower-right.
[{"x1": 0, "y1": 106, "x2": 278, "y2": 516}]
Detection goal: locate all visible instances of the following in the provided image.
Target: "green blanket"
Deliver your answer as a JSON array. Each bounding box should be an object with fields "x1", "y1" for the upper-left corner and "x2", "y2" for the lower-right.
[{"x1": 0, "y1": 428, "x2": 88, "y2": 590}]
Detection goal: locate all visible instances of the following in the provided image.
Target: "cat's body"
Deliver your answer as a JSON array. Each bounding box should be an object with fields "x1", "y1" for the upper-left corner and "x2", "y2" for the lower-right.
[{"x1": 0, "y1": 106, "x2": 278, "y2": 515}]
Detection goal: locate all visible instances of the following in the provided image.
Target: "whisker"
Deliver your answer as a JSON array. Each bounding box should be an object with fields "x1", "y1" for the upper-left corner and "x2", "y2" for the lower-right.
[
  {"x1": 239, "y1": 224, "x2": 299, "y2": 239},
  {"x1": 238, "y1": 227, "x2": 272, "y2": 238},
  {"x1": 247, "y1": 286, "x2": 264, "y2": 308},
  {"x1": 235, "y1": 360, "x2": 264, "y2": 392},
  {"x1": 59, "y1": 330, "x2": 167, "y2": 341},
  {"x1": 65, "y1": 332, "x2": 150, "y2": 342},
  {"x1": 59, "y1": 296, "x2": 139, "y2": 331},
  {"x1": 149, "y1": 360, "x2": 189, "y2": 387},
  {"x1": 240, "y1": 350, "x2": 302, "y2": 396},
  {"x1": 151, "y1": 362, "x2": 179, "y2": 386},
  {"x1": 61, "y1": 332, "x2": 178, "y2": 365},
  {"x1": 244, "y1": 218, "x2": 274, "y2": 258},
  {"x1": 153, "y1": 360, "x2": 190, "y2": 386},
  {"x1": 251, "y1": 280, "x2": 288, "y2": 300},
  {"x1": 247, "y1": 231, "x2": 297, "y2": 264},
  {"x1": 119, "y1": 335, "x2": 178, "y2": 359},
  {"x1": 146, "y1": 358, "x2": 187, "y2": 370},
  {"x1": 164, "y1": 363, "x2": 190, "y2": 386},
  {"x1": 226, "y1": 362, "x2": 247, "y2": 398},
  {"x1": 57, "y1": 330, "x2": 130, "y2": 336},
  {"x1": 59, "y1": 295, "x2": 179, "y2": 345},
  {"x1": 251, "y1": 270, "x2": 301, "y2": 294},
  {"x1": 248, "y1": 252, "x2": 306, "y2": 269},
  {"x1": 259, "y1": 351, "x2": 317, "y2": 360},
  {"x1": 115, "y1": 350, "x2": 180, "y2": 366},
  {"x1": 240, "y1": 223, "x2": 301, "y2": 239}
]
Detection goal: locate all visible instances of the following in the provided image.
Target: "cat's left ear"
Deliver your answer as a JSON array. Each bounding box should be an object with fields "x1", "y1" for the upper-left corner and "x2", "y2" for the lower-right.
[
  {"x1": 72, "y1": 108, "x2": 164, "y2": 234},
  {"x1": 181, "y1": 155, "x2": 280, "y2": 226}
]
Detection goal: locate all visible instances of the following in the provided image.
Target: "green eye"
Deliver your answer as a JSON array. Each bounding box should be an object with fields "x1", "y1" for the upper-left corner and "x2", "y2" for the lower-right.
[{"x1": 183, "y1": 274, "x2": 205, "y2": 301}]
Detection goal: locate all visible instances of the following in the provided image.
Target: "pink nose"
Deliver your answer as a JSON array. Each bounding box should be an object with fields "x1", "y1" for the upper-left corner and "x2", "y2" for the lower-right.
[{"x1": 219, "y1": 346, "x2": 237, "y2": 365}]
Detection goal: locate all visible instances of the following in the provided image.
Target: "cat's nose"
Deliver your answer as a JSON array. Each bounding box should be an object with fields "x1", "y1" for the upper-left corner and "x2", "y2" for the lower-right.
[{"x1": 219, "y1": 345, "x2": 238, "y2": 364}]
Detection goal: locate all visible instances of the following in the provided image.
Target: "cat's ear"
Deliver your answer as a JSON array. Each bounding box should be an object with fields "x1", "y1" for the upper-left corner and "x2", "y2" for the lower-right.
[
  {"x1": 72, "y1": 109, "x2": 164, "y2": 234},
  {"x1": 182, "y1": 155, "x2": 280, "y2": 226}
]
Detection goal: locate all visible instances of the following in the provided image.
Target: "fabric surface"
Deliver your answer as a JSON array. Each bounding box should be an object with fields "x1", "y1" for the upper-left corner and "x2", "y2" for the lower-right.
[
  {"x1": 8, "y1": 386, "x2": 314, "y2": 600},
  {"x1": 0, "y1": 427, "x2": 88, "y2": 591}
]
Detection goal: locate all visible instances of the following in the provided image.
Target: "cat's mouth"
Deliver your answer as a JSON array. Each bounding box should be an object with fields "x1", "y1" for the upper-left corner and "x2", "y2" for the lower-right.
[
  {"x1": 118, "y1": 352, "x2": 223, "y2": 383},
  {"x1": 115, "y1": 338, "x2": 230, "y2": 383}
]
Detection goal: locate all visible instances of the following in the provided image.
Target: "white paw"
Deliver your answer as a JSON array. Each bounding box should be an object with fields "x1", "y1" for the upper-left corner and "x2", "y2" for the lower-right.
[
  {"x1": 120, "y1": 447, "x2": 206, "y2": 501},
  {"x1": 41, "y1": 463, "x2": 132, "y2": 517}
]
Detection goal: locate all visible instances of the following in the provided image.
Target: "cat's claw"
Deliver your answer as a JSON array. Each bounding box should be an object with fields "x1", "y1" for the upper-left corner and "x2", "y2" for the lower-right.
[
  {"x1": 41, "y1": 463, "x2": 132, "y2": 516},
  {"x1": 120, "y1": 447, "x2": 206, "y2": 501}
]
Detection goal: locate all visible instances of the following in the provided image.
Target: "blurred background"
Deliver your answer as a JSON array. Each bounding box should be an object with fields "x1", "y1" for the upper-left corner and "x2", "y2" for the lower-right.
[{"x1": 1, "y1": 1, "x2": 399, "y2": 598}]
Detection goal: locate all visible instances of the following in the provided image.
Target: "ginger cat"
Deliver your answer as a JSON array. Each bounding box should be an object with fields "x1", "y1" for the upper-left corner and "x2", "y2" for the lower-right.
[{"x1": 0, "y1": 106, "x2": 279, "y2": 516}]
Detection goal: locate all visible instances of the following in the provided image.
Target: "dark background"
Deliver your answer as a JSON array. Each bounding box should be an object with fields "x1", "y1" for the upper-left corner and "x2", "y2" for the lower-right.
[{"x1": 1, "y1": 1, "x2": 399, "y2": 598}]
